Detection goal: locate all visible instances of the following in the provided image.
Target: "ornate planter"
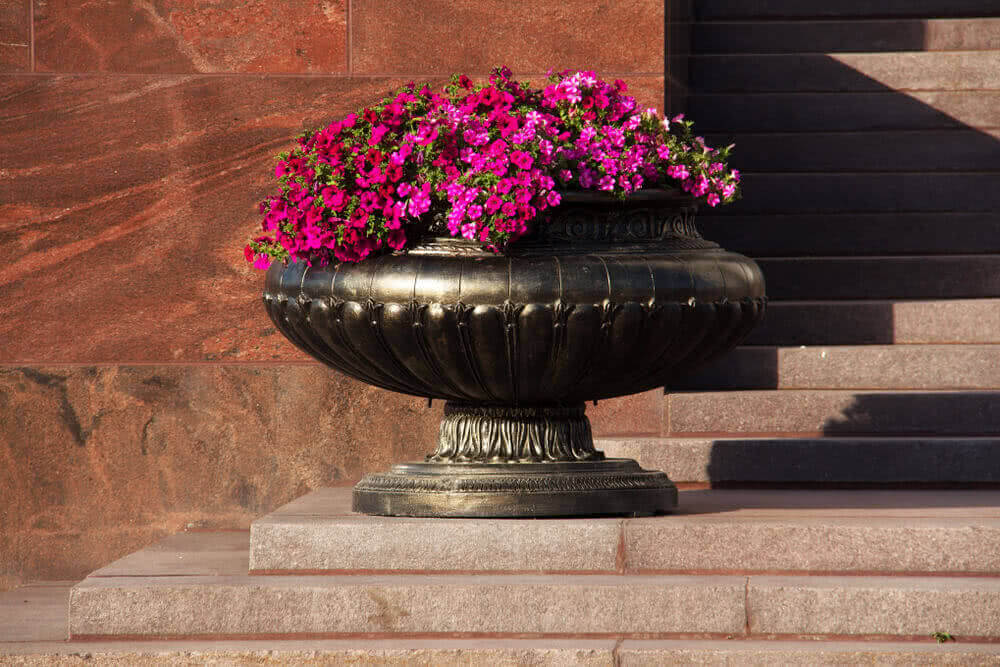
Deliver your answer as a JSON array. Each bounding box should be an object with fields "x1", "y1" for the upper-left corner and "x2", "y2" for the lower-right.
[{"x1": 263, "y1": 190, "x2": 766, "y2": 517}]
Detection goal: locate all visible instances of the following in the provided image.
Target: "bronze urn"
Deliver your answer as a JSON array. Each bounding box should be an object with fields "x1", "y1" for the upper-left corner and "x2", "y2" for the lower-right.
[{"x1": 263, "y1": 190, "x2": 766, "y2": 517}]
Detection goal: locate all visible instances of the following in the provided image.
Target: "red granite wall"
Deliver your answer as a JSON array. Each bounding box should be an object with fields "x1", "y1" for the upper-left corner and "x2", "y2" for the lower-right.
[{"x1": 0, "y1": 0, "x2": 673, "y2": 589}]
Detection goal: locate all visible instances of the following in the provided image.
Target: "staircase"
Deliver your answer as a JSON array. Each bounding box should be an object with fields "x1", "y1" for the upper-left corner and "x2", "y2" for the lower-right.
[
  {"x1": 601, "y1": 0, "x2": 1000, "y2": 489},
  {"x1": 4, "y1": 3, "x2": 1000, "y2": 664}
]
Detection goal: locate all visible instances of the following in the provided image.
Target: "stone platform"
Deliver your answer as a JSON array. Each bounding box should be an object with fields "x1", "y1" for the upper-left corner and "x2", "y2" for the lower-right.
[{"x1": 4, "y1": 488, "x2": 1000, "y2": 663}]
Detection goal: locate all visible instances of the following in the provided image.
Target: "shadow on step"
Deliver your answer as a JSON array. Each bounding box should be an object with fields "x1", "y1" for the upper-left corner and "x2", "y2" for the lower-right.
[
  {"x1": 686, "y1": 11, "x2": 1000, "y2": 356},
  {"x1": 699, "y1": 392, "x2": 1000, "y2": 494},
  {"x1": 675, "y1": 486, "x2": 1000, "y2": 513}
]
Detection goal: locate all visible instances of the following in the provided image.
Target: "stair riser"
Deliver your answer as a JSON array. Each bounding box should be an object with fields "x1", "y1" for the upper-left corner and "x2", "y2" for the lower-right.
[
  {"x1": 68, "y1": 576, "x2": 1000, "y2": 640},
  {"x1": 626, "y1": 520, "x2": 1000, "y2": 573},
  {"x1": 600, "y1": 438, "x2": 1000, "y2": 483},
  {"x1": 725, "y1": 174, "x2": 1000, "y2": 215},
  {"x1": 688, "y1": 92, "x2": 1000, "y2": 132},
  {"x1": 621, "y1": 643, "x2": 1000, "y2": 666},
  {"x1": 706, "y1": 130, "x2": 1000, "y2": 172},
  {"x1": 665, "y1": 391, "x2": 1000, "y2": 436},
  {"x1": 756, "y1": 256, "x2": 1000, "y2": 300},
  {"x1": 699, "y1": 214, "x2": 1000, "y2": 257},
  {"x1": 69, "y1": 578, "x2": 747, "y2": 637},
  {"x1": 250, "y1": 518, "x2": 622, "y2": 573},
  {"x1": 749, "y1": 577, "x2": 1000, "y2": 638}
]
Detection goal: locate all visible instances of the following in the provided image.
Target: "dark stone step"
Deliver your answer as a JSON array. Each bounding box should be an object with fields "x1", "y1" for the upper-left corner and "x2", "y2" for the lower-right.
[
  {"x1": 674, "y1": 345, "x2": 1000, "y2": 390},
  {"x1": 696, "y1": 0, "x2": 1000, "y2": 20},
  {"x1": 688, "y1": 92, "x2": 1000, "y2": 132},
  {"x1": 724, "y1": 173, "x2": 1000, "y2": 214},
  {"x1": 704, "y1": 130, "x2": 1000, "y2": 172},
  {"x1": 691, "y1": 53, "x2": 1000, "y2": 93},
  {"x1": 697, "y1": 213, "x2": 1000, "y2": 256},
  {"x1": 743, "y1": 299, "x2": 1000, "y2": 346},
  {"x1": 666, "y1": 389, "x2": 1000, "y2": 436},
  {"x1": 756, "y1": 255, "x2": 1000, "y2": 300},
  {"x1": 694, "y1": 19, "x2": 1000, "y2": 54}
]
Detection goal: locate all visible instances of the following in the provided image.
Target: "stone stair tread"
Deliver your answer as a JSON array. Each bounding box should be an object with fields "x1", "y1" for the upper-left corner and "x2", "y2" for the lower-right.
[
  {"x1": 694, "y1": 18, "x2": 1000, "y2": 54},
  {"x1": 4, "y1": 638, "x2": 999, "y2": 665},
  {"x1": 0, "y1": 581, "x2": 73, "y2": 643},
  {"x1": 742, "y1": 299, "x2": 1000, "y2": 346},
  {"x1": 89, "y1": 531, "x2": 249, "y2": 578},
  {"x1": 677, "y1": 344, "x2": 1000, "y2": 390},
  {"x1": 601, "y1": 437, "x2": 1000, "y2": 484},
  {"x1": 692, "y1": 52, "x2": 1000, "y2": 93}
]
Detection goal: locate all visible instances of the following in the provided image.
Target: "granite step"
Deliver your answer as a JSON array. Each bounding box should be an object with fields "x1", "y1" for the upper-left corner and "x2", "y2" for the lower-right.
[
  {"x1": 600, "y1": 437, "x2": 1000, "y2": 484},
  {"x1": 705, "y1": 130, "x2": 1000, "y2": 172},
  {"x1": 249, "y1": 487, "x2": 1000, "y2": 575},
  {"x1": 742, "y1": 299, "x2": 1000, "y2": 346},
  {"x1": 66, "y1": 504, "x2": 1000, "y2": 640},
  {"x1": 696, "y1": 0, "x2": 1000, "y2": 20},
  {"x1": 755, "y1": 256, "x2": 1000, "y2": 300},
  {"x1": 688, "y1": 92, "x2": 1000, "y2": 132},
  {"x1": 662, "y1": 389, "x2": 1000, "y2": 436},
  {"x1": 698, "y1": 214, "x2": 1000, "y2": 257},
  {"x1": 676, "y1": 344, "x2": 1000, "y2": 390},
  {"x1": 70, "y1": 571, "x2": 749, "y2": 638},
  {"x1": 691, "y1": 52, "x2": 1000, "y2": 93},
  {"x1": 694, "y1": 19, "x2": 1000, "y2": 54}
]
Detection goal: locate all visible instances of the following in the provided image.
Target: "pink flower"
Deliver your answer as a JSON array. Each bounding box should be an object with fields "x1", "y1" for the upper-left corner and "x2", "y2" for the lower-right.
[
  {"x1": 510, "y1": 151, "x2": 534, "y2": 170},
  {"x1": 252, "y1": 254, "x2": 271, "y2": 270},
  {"x1": 369, "y1": 124, "x2": 389, "y2": 146},
  {"x1": 387, "y1": 228, "x2": 407, "y2": 249},
  {"x1": 248, "y1": 68, "x2": 737, "y2": 268}
]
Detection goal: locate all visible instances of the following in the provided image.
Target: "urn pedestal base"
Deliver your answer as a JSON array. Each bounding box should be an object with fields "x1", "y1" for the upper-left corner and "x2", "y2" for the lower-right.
[
  {"x1": 352, "y1": 459, "x2": 677, "y2": 518},
  {"x1": 354, "y1": 401, "x2": 678, "y2": 517}
]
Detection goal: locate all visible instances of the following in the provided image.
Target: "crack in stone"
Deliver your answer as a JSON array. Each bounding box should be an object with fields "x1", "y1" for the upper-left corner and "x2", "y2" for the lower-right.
[{"x1": 17, "y1": 367, "x2": 89, "y2": 447}]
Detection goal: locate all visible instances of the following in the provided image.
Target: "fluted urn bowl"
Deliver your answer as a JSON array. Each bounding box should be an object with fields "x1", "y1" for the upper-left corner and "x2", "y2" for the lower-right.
[{"x1": 263, "y1": 189, "x2": 766, "y2": 517}]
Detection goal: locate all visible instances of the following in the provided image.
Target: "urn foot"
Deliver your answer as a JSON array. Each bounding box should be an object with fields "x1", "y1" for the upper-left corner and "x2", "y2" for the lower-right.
[{"x1": 352, "y1": 459, "x2": 678, "y2": 518}]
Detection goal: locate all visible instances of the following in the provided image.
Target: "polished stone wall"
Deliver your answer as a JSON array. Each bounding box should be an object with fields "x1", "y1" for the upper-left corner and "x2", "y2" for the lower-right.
[{"x1": 0, "y1": 0, "x2": 675, "y2": 588}]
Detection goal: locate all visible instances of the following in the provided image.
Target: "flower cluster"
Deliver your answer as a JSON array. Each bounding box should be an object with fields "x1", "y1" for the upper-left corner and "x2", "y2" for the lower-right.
[{"x1": 245, "y1": 67, "x2": 740, "y2": 270}]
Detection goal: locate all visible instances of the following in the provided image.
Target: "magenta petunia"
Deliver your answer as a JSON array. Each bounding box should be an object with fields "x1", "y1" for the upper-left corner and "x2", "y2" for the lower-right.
[{"x1": 245, "y1": 68, "x2": 739, "y2": 269}]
